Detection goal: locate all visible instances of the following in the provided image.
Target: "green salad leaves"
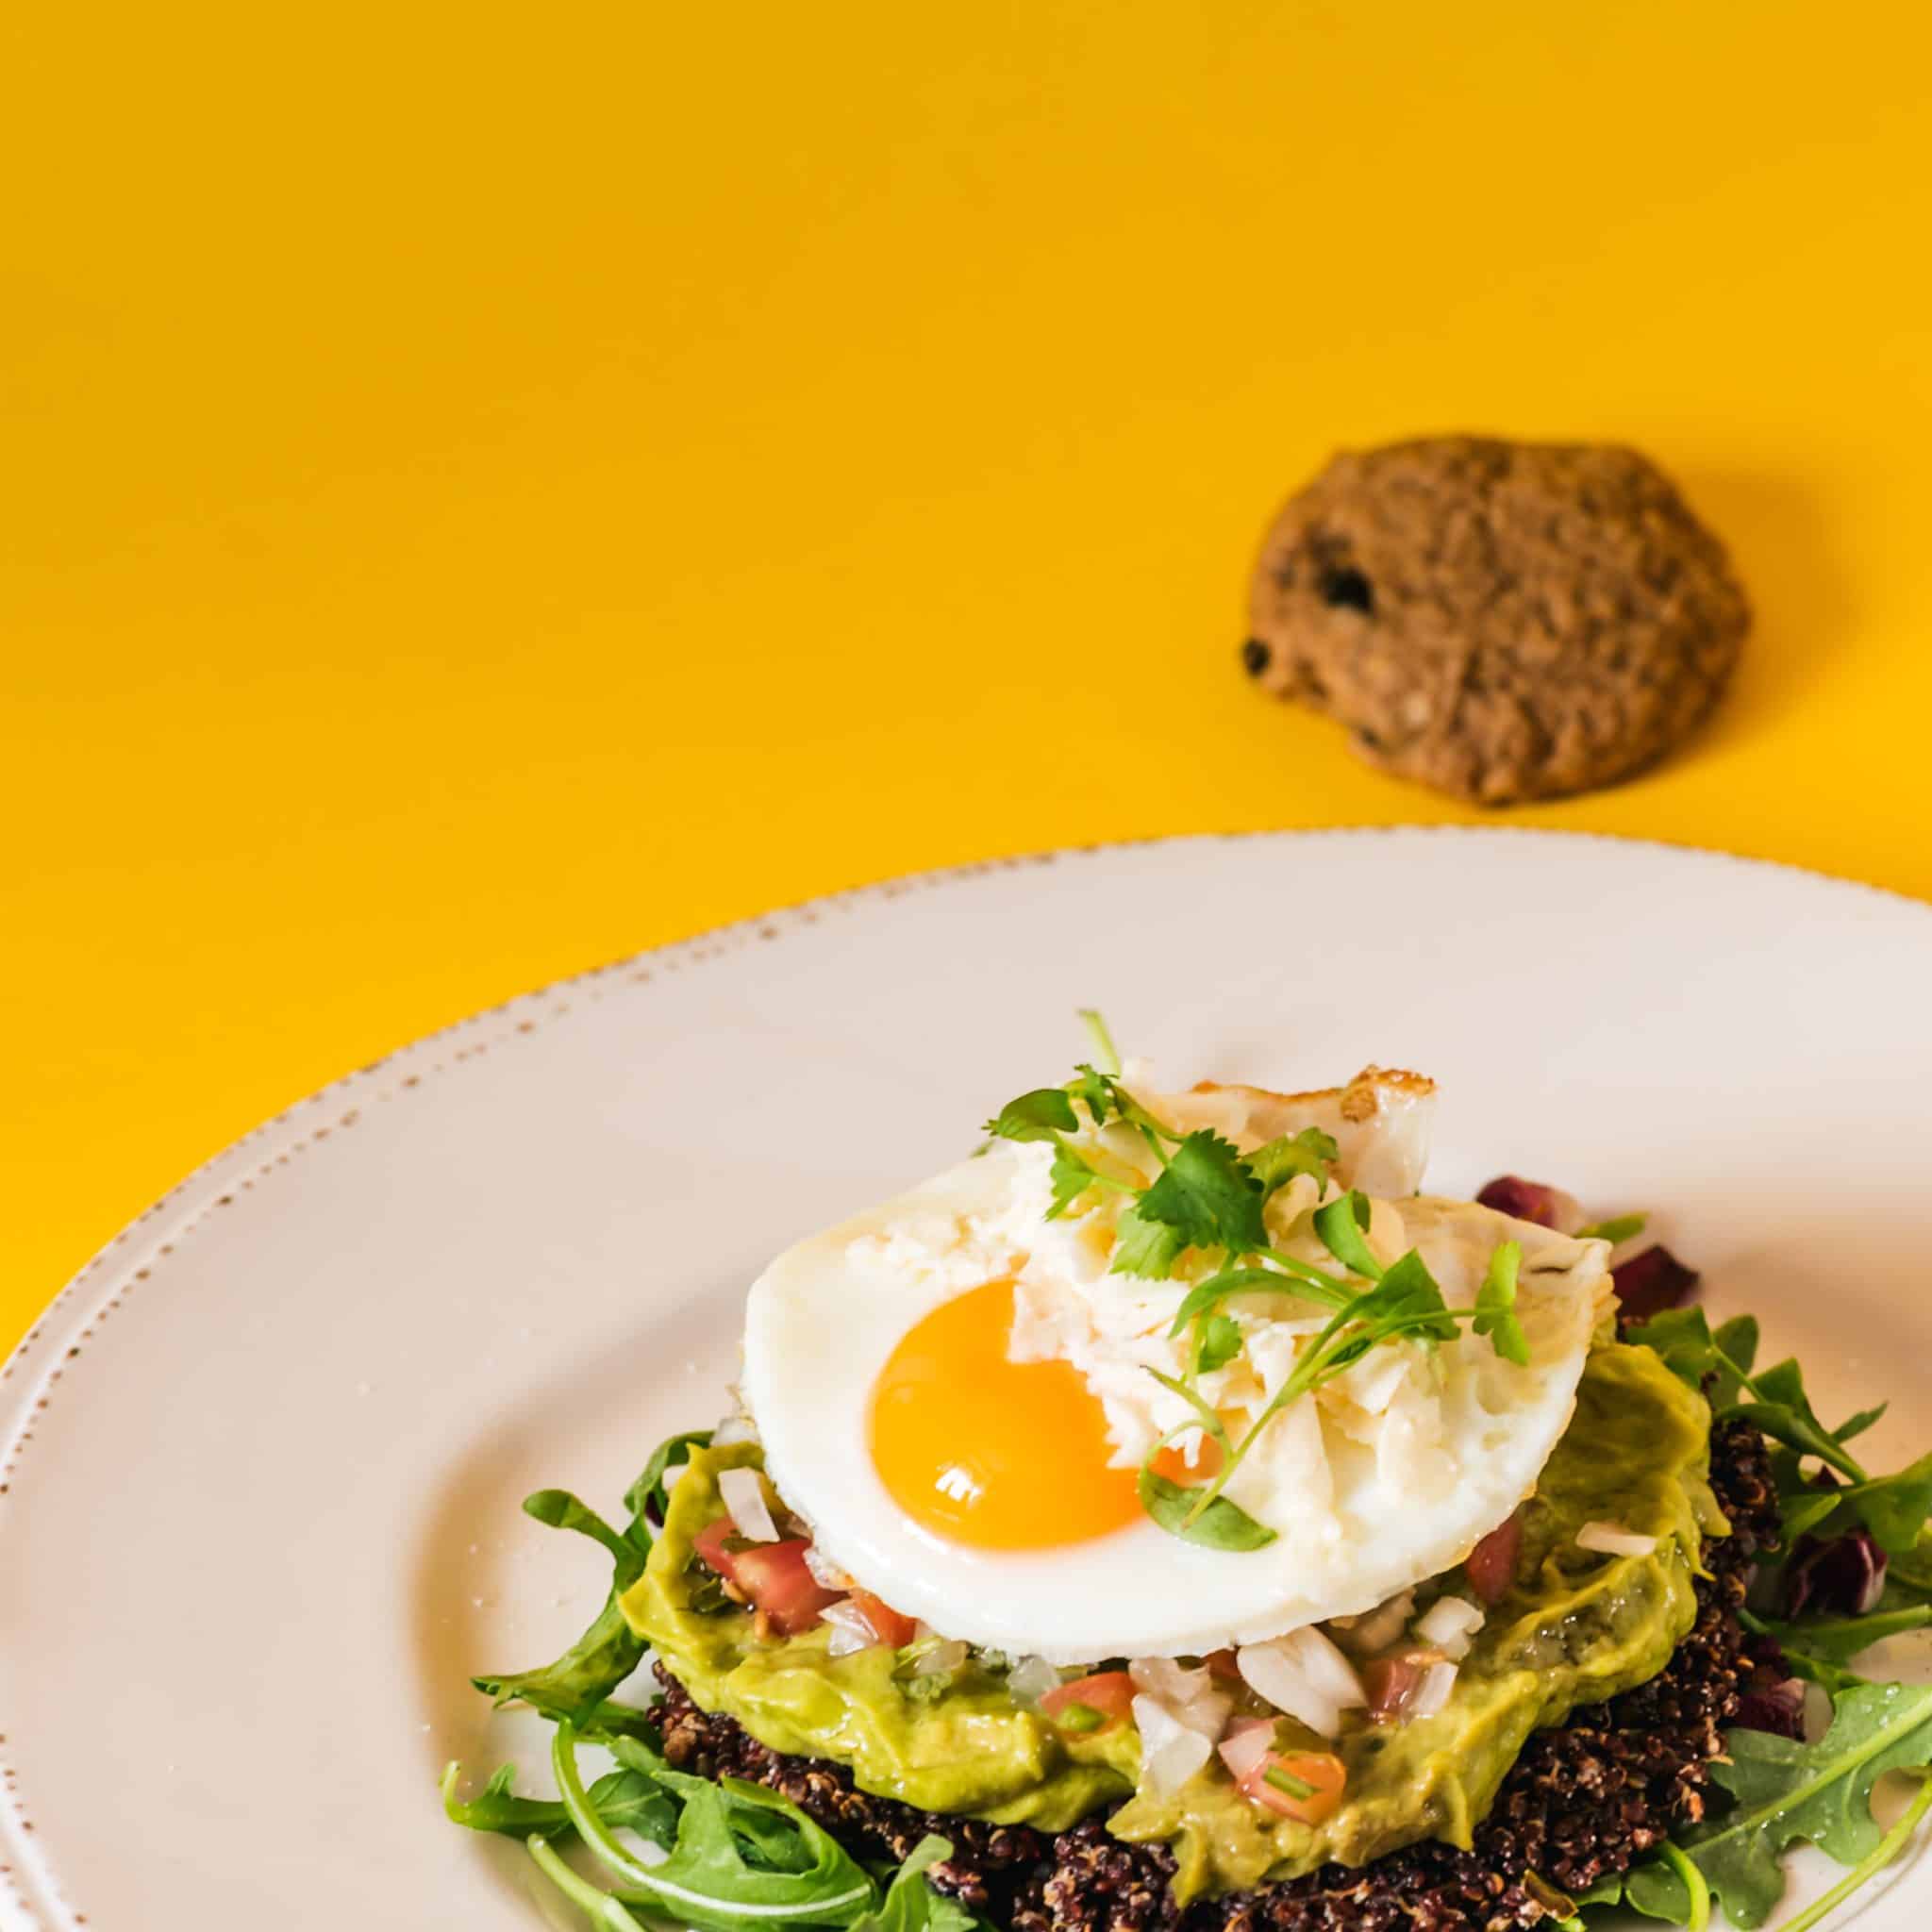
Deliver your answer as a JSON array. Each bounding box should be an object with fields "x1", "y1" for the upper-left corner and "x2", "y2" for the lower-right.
[
  {"x1": 981, "y1": 1025, "x2": 1529, "y2": 1550},
  {"x1": 449, "y1": 1429, "x2": 982, "y2": 1932}
]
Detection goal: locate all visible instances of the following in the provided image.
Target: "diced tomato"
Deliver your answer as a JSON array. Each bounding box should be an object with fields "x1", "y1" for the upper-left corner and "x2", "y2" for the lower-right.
[
  {"x1": 1239, "y1": 1749, "x2": 1346, "y2": 1824},
  {"x1": 1466, "y1": 1511, "x2": 1523, "y2": 1607},
  {"x1": 693, "y1": 1515, "x2": 745, "y2": 1582},
  {"x1": 695, "y1": 1524, "x2": 841, "y2": 1635},
  {"x1": 1203, "y1": 1647, "x2": 1242, "y2": 1683},
  {"x1": 849, "y1": 1590, "x2": 919, "y2": 1649},
  {"x1": 1039, "y1": 1670, "x2": 1136, "y2": 1735},
  {"x1": 1361, "y1": 1653, "x2": 1429, "y2": 1723}
]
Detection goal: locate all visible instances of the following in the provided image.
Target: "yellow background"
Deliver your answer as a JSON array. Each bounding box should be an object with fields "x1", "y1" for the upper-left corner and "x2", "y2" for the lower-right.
[{"x1": 5, "y1": 4, "x2": 1930, "y2": 1350}]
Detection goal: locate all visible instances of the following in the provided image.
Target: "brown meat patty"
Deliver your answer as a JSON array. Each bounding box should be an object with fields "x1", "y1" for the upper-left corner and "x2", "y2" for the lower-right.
[{"x1": 655, "y1": 1419, "x2": 1778, "y2": 1932}]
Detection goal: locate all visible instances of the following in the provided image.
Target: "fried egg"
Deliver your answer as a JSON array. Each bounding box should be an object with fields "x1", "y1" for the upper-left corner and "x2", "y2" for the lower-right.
[{"x1": 740, "y1": 1067, "x2": 1613, "y2": 1665}]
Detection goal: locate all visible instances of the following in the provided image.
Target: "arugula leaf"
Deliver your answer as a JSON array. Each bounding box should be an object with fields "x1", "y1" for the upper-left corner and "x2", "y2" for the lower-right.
[
  {"x1": 441, "y1": 1760, "x2": 676, "y2": 1848},
  {"x1": 477, "y1": 1438, "x2": 701, "y2": 1722},
  {"x1": 626, "y1": 1428, "x2": 715, "y2": 1526},
  {"x1": 555, "y1": 1724, "x2": 879, "y2": 1929},
  {"x1": 1312, "y1": 1191, "x2": 1383, "y2": 1281},
  {"x1": 526, "y1": 1836, "x2": 654, "y2": 1932},
  {"x1": 983, "y1": 1088, "x2": 1078, "y2": 1143},
  {"x1": 1136, "y1": 1468, "x2": 1277, "y2": 1551},
  {"x1": 1244, "y1": 1127, "x2": 1338, "y2": 1199},
  {"x1": 1473, "y1": 1241, "x2": 1529, "y2": 1367},
  {"x1": 1774, "y1": 1771, "x2": 1932, "y2": 1932},
  {"x1": 849, "y1": 1837, "x2": 979, "y2": 1932},
  {"x1": 1888, "y1": 1527, "x2": 1932, "y2": 1601},
  {"x1": 1194, "y1": 1313, "x2": 1243, "y2": 1374},
  {"x1": 1832, "y1": 1402, "x2": 1890, "y2": 1444},
  {"x1": 1839, "y1": 1455, "x2": 1932, "y2": 1555},
  {"x1": 1757, "y1": 1604, "x2": 1932, "y2": 1664},
  {"x1": 524, "y1": 1491, "x2": 643, "y2": 1576},
  {"x1": 1626, "y1": 1309, "x2": 1870, "y2": 1484},
  {"x1": 1674, "y1": 1679, "x2": 1932, "y2": 1927},
  {"x1": 1125, "y1": 1130, "x2": 1269, "y2": 1263}
]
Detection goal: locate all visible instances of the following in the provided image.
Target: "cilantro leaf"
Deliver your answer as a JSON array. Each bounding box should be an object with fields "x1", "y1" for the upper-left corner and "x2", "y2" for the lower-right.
[
  {"x1": 1244, "y1": 1127, "x2": 1339, "y2": 1199},
  {"x1": 1474, "y1": 1241, "x2": 1529, "y2": 1367},
  {"x1": 1312, "y1": 1191, "x2": 1384, "y2": 1281},
  {"x1": 1110, "y1": 1202, "x2": 1189, "y2": 1277},
  {"x1": 983, "y1": 1088, "x2": 1078, "y2": 1143},
  {"x1": 1674, "y1": 1679, "x2": 1932, "y2": 1927},
  {"x1": 1045, "y1": 1142, "x2": 1111, "y2": 1219},
  {"x1": 1136, "y1": 1468, "x2": 1277, "y2": 1551},
  {"x1": 1167, "y1": 1262, "x2": 1351, "y2": 1336},
  {"x1": 1347, "y1": 1248, "x2": 1457, "y2": 1347},
  {"x1": 1128, "y1": 1129, "x2": 1268, "y2": 1256},
  {"x1": 1195, "y1": 1312, "x2": 1243, "y2": 1374}
]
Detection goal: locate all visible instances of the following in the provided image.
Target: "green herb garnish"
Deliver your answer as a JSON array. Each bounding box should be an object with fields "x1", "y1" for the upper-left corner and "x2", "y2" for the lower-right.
[
  {"x1": 982, "y1": 1021, "x2": 1531, "y2": 1551},
  {"x1": 1261, "y1": 1765, "x2": 1317, "y2": 1800},
  {"x1": 1575, "y1": 1212, "x2": 1648, "y2": 1244}
]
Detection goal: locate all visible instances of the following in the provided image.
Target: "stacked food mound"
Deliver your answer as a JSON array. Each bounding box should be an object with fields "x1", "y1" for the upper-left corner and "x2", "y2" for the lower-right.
[{"x1": 449, "y1": 1024, "x2": 1932, "y2": 1932}]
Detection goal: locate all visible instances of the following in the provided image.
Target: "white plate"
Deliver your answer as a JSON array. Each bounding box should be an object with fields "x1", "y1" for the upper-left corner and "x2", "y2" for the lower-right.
[{"x1": 5, "y1": 829, "x2": 1932, "y2": 1931}]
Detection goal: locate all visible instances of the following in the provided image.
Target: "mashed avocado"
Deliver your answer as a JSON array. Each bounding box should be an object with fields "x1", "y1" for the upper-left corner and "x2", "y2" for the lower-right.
[{"x1": 623, "y1": 1342, "x2": 1721, "y2": 1899}]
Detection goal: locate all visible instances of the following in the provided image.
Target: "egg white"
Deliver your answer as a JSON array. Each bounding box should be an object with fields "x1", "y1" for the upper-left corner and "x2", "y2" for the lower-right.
[{"x1": 741, "y1": 1074, "x2": 1612, "y2": 1665}]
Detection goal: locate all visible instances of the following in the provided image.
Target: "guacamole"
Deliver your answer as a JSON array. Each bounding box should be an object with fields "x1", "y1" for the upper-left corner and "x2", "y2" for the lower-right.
[{"x1": 623, "y1": 1342, "x2": 1721, "y2": 1900}]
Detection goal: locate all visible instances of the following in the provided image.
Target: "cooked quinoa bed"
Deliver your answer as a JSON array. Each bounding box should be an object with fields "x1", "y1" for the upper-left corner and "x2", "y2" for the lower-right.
[{"x1": 652, "y1": 1420, "x2": 1779, "y2": 1932}]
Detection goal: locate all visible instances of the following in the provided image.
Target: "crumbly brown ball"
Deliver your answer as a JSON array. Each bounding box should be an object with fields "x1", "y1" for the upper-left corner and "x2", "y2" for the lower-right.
[{"x1": 1243, "y1": 438, "x2": 1751, "y2": 805}]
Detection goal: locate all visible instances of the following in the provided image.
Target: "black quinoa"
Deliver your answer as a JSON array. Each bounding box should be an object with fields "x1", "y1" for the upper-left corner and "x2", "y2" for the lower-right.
[{"x1": 655, "y1": 1419, "x2": 1779, "y2": 1932}]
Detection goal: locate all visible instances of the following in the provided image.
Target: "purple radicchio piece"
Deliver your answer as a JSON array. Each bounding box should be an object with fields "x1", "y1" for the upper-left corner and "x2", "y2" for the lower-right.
[
  {"x1": 1732, "y1": 1632, "x2": 1808, "y2": 1740},
  {"x1": 1474, "y1": 1175, "x2": 1583, "y2": 1232},
  {"x1": 1786, "y1": 1525, "x2": 1889, "y2": 1620},
  {"x1": 1610, "y1": 1243, "x2": 1701, "y2": 1323}
]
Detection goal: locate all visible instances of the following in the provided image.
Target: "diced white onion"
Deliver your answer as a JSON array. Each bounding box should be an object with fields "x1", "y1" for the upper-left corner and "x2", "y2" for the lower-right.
[
  {"x1": 910, "y1": 1638, "x2": 970, "y2": 1678},
  {"x1": 1216, "y1": 1717, "x2": 1275, "y2": 1784},
  {"x1": 1414, "y1": 1596, "x2": 1486, "y2": 1662},
  {"x1": 1237, "y1": 1627, "x2": 1365, "y2": 1740},
  {"x1": 802, "y1": 1544, "x2": 856, "y2": 1591},
  {"x1": 1127, "y1": 1657, "x2": 1229, "y2": 1738},
  {"x1": 712, "y1": 1412, "x2": 759, "y2": 1446},
  {"x1": 1332, "y1": 1591, "x2": 1415, "y2": 1657},
  {"x1": 1576, "y1": 1522, "x2": 1658, "y2": 1558},
  {"x1": 1008, "y1": 1656, "x2": 1063, "y2": 1707},
  {"x1": 819, "y1": 1599, "x2": 877, "y2": 1658},
  {"x1": 1129, "y1": 1657, "x2": 1211, "y2": 1705},
  {"x1": 1132, "y1": 1694, "x2": 1214, "y2": 1796},
  {"x1": 718, "y1": 1468, "x2": 779, "y2": 1542},
  {"x1": 1409, "y1": 1660, "x2": 1458, "y2": 1720}
]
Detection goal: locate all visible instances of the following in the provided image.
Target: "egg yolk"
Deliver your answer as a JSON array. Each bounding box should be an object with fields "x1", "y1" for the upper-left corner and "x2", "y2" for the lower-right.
[{"x1": 868, "y1": 1280, "x2": 1151, "y2": 1550}]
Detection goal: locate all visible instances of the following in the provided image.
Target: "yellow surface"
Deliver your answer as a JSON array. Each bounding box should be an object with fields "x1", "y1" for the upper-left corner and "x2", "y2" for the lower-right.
[{"x1": 5, "y1": 4, "x2": 1931, "y2": 1349}]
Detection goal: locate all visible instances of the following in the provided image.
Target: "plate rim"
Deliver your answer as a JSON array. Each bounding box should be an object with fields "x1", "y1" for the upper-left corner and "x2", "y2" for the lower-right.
[{"x1": 4, "y1": 824, "x2": 1929, "y2": 1929}]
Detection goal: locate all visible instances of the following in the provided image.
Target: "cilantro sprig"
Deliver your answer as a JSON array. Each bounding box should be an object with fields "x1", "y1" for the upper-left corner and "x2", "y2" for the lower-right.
[{"x1": 982, "y1": 1022, "x2": 1534, "y2": 1551}]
